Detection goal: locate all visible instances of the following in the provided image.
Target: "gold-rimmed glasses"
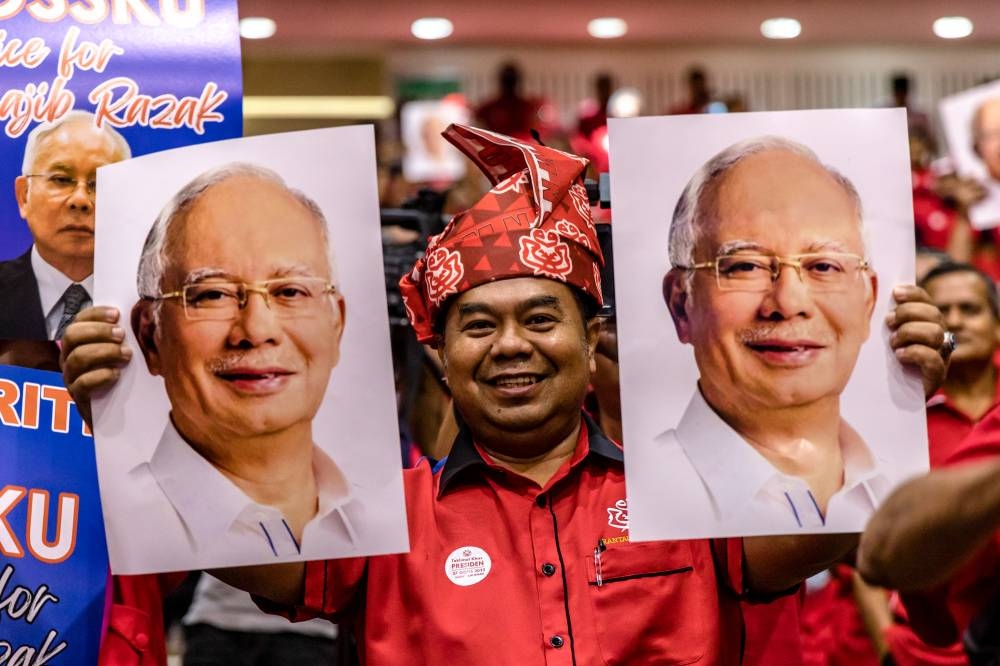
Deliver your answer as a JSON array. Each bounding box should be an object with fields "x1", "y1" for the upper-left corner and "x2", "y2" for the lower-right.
[
  {"x1": 24, "y1": 172, "x2": 97, "y2": 197},
  {"x1": 678, "y1": 252, "x2": 870, "y2": 293},
  {"x1": 148, "y1": 277, "x2": 337, "y2": 321}
]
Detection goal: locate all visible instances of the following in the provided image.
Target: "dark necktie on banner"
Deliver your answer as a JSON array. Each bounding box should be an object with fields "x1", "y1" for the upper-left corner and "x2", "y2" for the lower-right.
[{"x1": 55, "y1": 284, "x2": 90, "y2": 340}]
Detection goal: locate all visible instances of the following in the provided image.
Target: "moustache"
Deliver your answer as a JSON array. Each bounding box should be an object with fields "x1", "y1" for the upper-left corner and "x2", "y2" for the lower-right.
[{"x1": 736, "y1": 324, "x2": 832, "y2": 346}]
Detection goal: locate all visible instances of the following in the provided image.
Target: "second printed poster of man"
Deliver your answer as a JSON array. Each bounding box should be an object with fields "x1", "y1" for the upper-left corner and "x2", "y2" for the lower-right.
[
  {"x1": 609, "y1": 108, "x2": 928, "y2": 540},
  {"x1": 92, "y1": 126, "x2": 409, "y2": 574}
]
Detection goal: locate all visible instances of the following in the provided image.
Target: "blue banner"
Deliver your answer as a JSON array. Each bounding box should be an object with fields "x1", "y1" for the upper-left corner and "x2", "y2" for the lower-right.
[
  {"x1": 0, "y1": 364, "x2": 105, "y2": 663},
  {"x1": 0, "y1": 0, "x2": 244, "y2": 259}
]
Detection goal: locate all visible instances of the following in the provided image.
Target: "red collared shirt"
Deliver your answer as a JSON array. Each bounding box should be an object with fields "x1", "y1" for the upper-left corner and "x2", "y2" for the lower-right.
[
  {"x1": 900, "y1": 402, "x2": 1000, "y2": 647},
  {"x1": 742, "y1": 592, "x2": 804, "y2": 666},
  {"x1": 940, "y1": 403, "x2": 1000, "y2": 634},
  {"x1": 926, "y1": 362, "x2": 1000, "y2": 467},
  {"x1": 264, "y1": 414, "x2": 745, "y2": 664}
]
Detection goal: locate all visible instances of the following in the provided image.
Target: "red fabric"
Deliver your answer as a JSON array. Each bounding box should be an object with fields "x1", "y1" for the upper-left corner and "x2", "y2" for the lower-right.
[
  {"x1": 99, "y1": 574, "x2": 187, "y2": 666},
  {"x1": 899, "y1": 402, "x2": 1000, "y2": 648},
  {"x1": 870, "y1": 386, "x2": 976, "y2": 664},
  {"x1": 939, "y1": 404, "x2": 1000, "y2": 634},
  {"x1": 885, "y1": 594, "x2": 967, "y2": 665},
  {"x1": 569, "y1": 125, "x2": 609, "y2": 175},
  {"x1": 913, "y1": 169, "x2": 958, "y2": 251},
  {"x1": 262, "y1": 420, "x2": 745, "y2": 664},
  {"x1": 800, "y1": 565, "x2": 879, "y2": 666},
  {"x1": 743, "y1": 591, "x2": 804, "y2": 666},
  {"x1": 911, "y1": 167, "x2": 1000, "y2": 281},
  {"x1": 926, "y1": 360, "x2": 1000, "y2": 467},
  {"x1": 399, "y1": 125, "x2": 603, "y2": 343}
]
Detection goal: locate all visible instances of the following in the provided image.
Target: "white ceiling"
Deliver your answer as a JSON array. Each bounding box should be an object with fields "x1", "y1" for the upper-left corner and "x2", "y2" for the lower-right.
[{"x1": 238, "y1": 0, "x2": 1000, "y2": 54}]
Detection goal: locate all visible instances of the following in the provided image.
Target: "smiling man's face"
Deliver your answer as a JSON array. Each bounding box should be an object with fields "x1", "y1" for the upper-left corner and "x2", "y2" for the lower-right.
[
  {"x1": 139, "y1": 176, "x2": 344, "y2": 445},
  {"x1": 668, "y1": 149, "x2": 876, "y2": 417},
  {"x1": 439, "y1": 277, "x2": 599, "y2": 453}
]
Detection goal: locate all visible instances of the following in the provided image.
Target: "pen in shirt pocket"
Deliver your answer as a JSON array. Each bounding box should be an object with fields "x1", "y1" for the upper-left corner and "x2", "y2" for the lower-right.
[{"x1": 594, "y1": 538, "x2": 606, "y2": 587}]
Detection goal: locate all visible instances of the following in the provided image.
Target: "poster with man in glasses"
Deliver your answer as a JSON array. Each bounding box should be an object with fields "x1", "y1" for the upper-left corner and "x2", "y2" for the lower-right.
[
  {"x1": 609, "y1": 108, "x2": 929, "y2": 539},
  {"x1": 86, "y1": 126, "x2": 408, "y2": 574},
  {"x1": 939, "y1": 79, "x2": 1000, "y2": 229},
  {"x1": 0, "y1": 4, "x2": 243, "y2": 341}
]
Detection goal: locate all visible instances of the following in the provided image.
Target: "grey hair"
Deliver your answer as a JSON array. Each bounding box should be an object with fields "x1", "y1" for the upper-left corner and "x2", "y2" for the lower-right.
[
  {"x1": 136, "y1": 162, "x2": 337, "y2": 299},
  {"x1": 22, "y1": 110, "x2": 131, "y2": 174},
  {"x1": 668, "y1": 135, "x2": 865, "y2": 270}
]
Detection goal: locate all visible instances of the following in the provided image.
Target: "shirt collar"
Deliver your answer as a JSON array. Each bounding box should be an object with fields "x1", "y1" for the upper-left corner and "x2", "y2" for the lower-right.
[
  {"x1": 30, "y1": 245, "x2": 93, "y2": 319},
  {"x1": 146, "y1": 419, "x2": 355, "y2": 550},
  {"x1": 927, "y1": 356, "x2": 1000, "y2": 418},
  {"x1": 437, "y1": 410, "x2": 621, "y2": 497},
  {"x1": 676, "y1": 389, "x2": 884, "y2": 520}
]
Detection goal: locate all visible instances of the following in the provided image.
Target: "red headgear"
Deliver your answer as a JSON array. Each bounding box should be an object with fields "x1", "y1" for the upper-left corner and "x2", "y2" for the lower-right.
[{"x1": 399, "y1": 124, "x2": 604, "y2": 343}]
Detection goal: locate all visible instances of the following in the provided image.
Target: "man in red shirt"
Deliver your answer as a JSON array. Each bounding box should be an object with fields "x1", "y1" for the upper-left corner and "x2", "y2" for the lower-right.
[
  {"x1": 475, "y1": 62, "x2": 556, "y2": 142},
  {"x1": 63, "y1": 125, "x2": 947, "y2": 664},
  {"x1": 923, "y1": 262, "x2": 1000, "y2": 464}
]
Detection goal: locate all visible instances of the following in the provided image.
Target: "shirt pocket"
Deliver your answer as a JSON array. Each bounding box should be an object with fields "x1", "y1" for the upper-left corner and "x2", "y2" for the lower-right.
[{"x1": 584, "y1": 540, "x2": 705, "y2": 665}]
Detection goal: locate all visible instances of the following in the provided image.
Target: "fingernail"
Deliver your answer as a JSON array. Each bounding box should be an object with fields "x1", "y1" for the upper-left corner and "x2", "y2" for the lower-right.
[
  {"x1": 892, "y1": 286, "x2": 906, "y2": 298},
  {"x1": 120, "y1": 344, "x2": 132, "y2": 357},
  {"x1": 885, "y1": 312, "x2": 896, "y2": 326},
  {"x1": 111, "y1": 326, "x2": 125, "y2": 341},
  {"x1": 106, "y1": 308, "x2": 120, "y2": 321}
]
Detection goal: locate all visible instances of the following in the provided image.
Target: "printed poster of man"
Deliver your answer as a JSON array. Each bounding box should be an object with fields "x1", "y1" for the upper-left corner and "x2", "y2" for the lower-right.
[
  {"x1": 940, "y1": 79, "x2": 1000, "y2": 229},
  {"x1": 608, "y1": 108, "x2": 927, "y2": 540},
  {"x1": 91, "y1": 126, "x2": 409, "y2": 574},
  {"x1": 400, "y1": 97, "x2": 471, "y2": 183},
  {"x1": 0, "y1": 1, "x2": 243, "y2": 341}
]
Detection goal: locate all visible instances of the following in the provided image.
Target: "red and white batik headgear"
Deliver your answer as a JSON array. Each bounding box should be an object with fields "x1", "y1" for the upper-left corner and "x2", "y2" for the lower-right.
[{"x1": 399, "y1": 124, "x2": 604, "y2": 343}]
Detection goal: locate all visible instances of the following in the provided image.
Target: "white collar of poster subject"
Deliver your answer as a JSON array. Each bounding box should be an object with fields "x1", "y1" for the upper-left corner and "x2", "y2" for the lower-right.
[
  {"x1": 671, "y1": 389, "x2": 892, "y2": 531},
  {"x1": 31, "y1": 245, "x2": 93, "y2": 335},
  {"x1": 147, "y1": 419, "x2": 360, "y2": 561}
]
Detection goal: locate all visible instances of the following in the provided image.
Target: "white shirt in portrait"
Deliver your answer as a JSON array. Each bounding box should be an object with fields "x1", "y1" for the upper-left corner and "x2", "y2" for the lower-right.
[
  {"x1": 644, "y1": 389, "x2": 892, "y2": 538},
  {"x1": 109, "y1": 419, "x2": 368, "y2": 572}
]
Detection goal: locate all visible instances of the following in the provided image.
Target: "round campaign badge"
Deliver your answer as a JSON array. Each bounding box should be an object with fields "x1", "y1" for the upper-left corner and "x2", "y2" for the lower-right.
[{"x1": 444, "y1": 546, "x2": 492, "y2": 587}]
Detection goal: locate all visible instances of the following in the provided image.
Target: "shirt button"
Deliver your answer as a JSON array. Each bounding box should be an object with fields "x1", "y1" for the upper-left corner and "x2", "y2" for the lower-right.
[
  {"x1": 535, "y1": 495, "x2": 546, "y2": 508},
  {"x1": 541, "y1": 563, "x2": 556, "y2": 576},
  {"x1": 549, "y1": 635, "x2": 564, "y2": 649},
  {"x1": 134, "y1": 632, "x2": 149, "y2": 649}
]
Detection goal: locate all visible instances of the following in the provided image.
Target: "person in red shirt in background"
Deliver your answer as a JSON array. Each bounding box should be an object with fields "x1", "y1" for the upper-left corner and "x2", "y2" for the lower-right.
[
  {"x1": 909, "y1": 128, "x2": 1000, "y2": 281},
  {"x1": 475, "y1": 61, "x2": 558, "y2": 142},
  {"x1": 923, "y1": 263, "x2": 1000, "y2": 463},
  {"x1": 800, "y1": 262, "x2": 1000, "y2": 665},
  {"x1": 856, "y1": 262, "x2": 1000, "y2": 663},
  {"x1": 849, "y1": 263, "x2": 1000, "y2": 665},
  {"x1": 570, "y1": 72, "x2": 614, "y2": 178},
  {"x1": 668, "y1": 65, "x2": 712, "y2": 115},
  {"x1": 859, "y1": 402, "x2": 1000, "y2": 657}
]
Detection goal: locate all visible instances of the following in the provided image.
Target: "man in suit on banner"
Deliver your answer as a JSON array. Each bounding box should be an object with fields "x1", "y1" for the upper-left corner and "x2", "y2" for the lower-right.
[{"x1": 0, "y1": 110, "x2": 130, "y2": 340}]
